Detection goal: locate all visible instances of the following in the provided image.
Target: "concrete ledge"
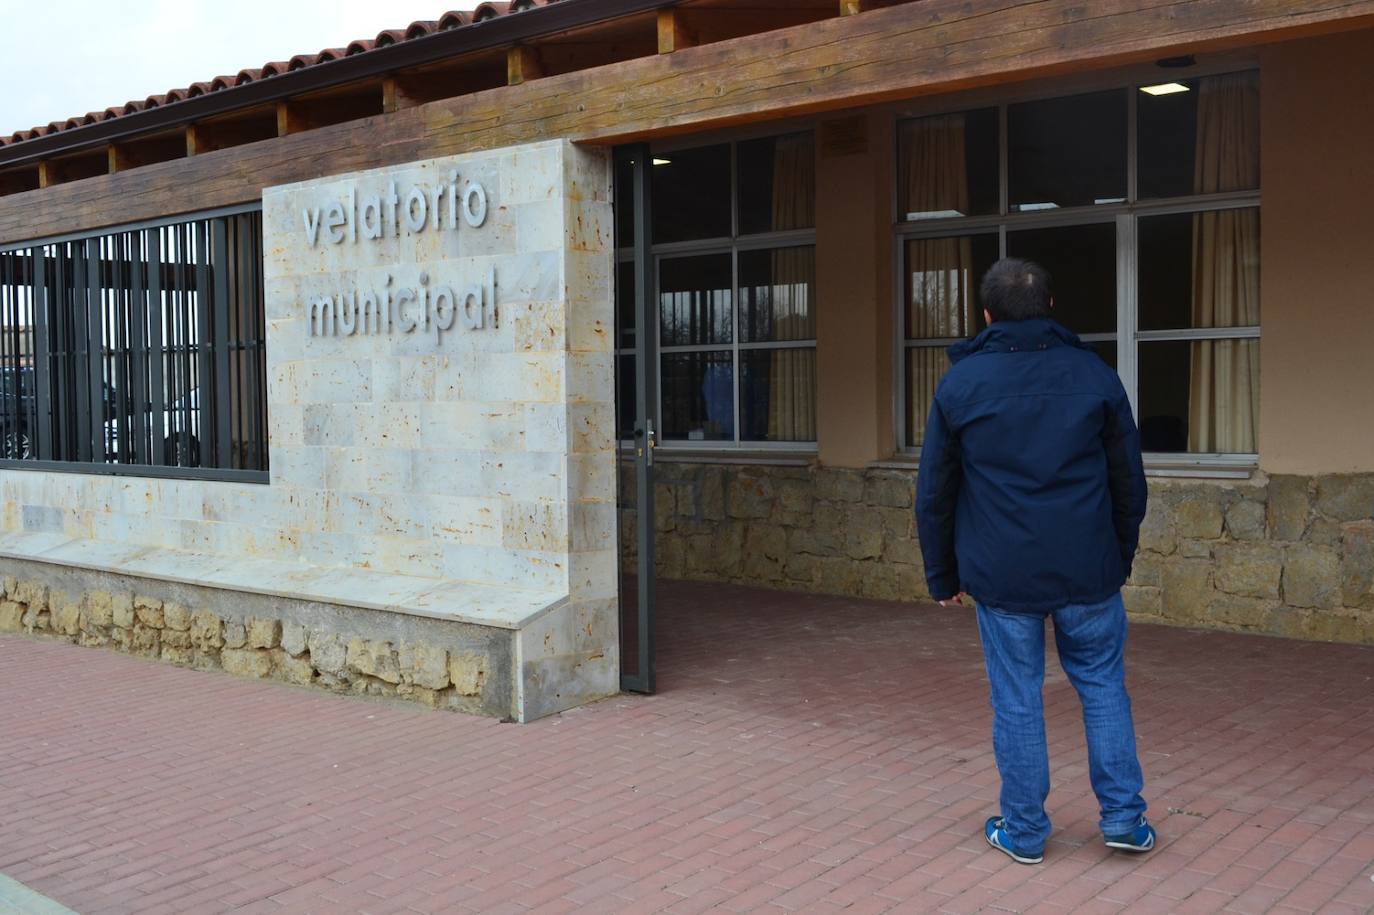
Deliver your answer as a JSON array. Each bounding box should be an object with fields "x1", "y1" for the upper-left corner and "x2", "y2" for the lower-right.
[{"x1": 0, "y1": 531, "x2": 565, "y2": 630}]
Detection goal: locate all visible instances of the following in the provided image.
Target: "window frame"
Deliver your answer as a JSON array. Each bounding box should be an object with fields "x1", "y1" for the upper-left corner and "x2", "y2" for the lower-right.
[
  {"x1": 893, "y1": 72, "x2": 1262, "y2": 470},
  {"x1": 616, "y1": 131, "x2": 820, "y2": 453},
  {"x1": 0, "y1": 202, "x2": 269, "y2": 483}
]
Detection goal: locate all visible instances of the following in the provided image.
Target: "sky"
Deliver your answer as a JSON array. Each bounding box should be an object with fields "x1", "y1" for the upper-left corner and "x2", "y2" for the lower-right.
[{"x1": 0, "y1": 0, "x2": 452, "y2": 137}]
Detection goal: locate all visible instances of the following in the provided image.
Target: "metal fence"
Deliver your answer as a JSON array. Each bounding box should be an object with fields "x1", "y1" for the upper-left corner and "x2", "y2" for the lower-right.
[{"x1": 0, "y1": 206, "x2": 267, "y2": 481}]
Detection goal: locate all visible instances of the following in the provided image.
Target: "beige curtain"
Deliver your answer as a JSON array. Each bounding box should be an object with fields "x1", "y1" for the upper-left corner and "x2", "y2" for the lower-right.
[
  {"x1": 1189, "y1": 72, "x2": 1261, "y2": 453},
  {"x1": 901, "y1": 114, "x2": 973, "y2": 445},
  {"x1": 767, "y1": 134, "x2": 817, "y2": 441}
]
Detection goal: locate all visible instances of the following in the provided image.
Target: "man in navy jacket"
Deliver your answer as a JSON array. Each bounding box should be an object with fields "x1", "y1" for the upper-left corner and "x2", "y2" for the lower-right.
[{"x1": 915, "y1": 257, "x2": 1154, "y2": 864}]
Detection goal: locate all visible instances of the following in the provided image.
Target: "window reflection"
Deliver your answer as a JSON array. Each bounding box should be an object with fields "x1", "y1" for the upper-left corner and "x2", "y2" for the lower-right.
[{"x1": 659, "y1": 254, "x2": 732, "y2": 346}]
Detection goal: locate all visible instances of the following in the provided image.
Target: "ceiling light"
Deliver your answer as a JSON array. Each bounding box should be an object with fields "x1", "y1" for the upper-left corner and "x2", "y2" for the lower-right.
[
  {"x1": 1140, "y1": 82, "x2": 1190, "y2": 96},
  {"x1": 652, "y1": 157, "x2": 672, "y2": 166}
]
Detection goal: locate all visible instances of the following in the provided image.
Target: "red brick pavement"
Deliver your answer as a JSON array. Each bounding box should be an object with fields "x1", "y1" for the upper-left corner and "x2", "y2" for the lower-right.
[{"x1": 1, "y1": 580, "x2": 1373, "y2": 914}]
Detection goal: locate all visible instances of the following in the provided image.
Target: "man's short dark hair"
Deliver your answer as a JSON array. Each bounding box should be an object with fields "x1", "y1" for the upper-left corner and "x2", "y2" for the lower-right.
[{"x1": 980, "y1": 258, "x2": 1053, "y2": 323}]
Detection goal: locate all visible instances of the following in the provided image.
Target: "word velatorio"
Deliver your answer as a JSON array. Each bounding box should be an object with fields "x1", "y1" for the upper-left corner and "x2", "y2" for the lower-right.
[
  {"x1": 303, "y1": 172, "x2": 488, "y2": 245},
  {"x1": 309, "y1": 268, "x2": 498, "y2": 341}
]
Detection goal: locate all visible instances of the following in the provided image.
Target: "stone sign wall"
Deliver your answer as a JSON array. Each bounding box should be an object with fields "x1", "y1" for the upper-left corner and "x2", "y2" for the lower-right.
[
  {"x1": 622, "y1": 462, "x2": 1374, "y2": 644},
  {"x1": 0, "y1": 140, "x2": 620, "y2": 720}
]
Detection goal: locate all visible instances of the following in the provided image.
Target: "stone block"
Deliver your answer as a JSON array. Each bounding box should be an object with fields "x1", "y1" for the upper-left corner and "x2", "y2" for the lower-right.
[
  {"x1": 1174, "y1": 491, "x2": 1224, "y2": 540},
  {"x1": 860, "y1": 563, "x2": 900, "y2": 601},
  {"x1": 1307, "y1": 518, "x2": 1342, "y2": 546},
  {"x1": 1214, "y1": 544, "x2": 1282, "y2": 599},
  {"x1": 281, "y1": 621, "x2": 308, "y2": 657},
  {"x1": 1121, "y1": 585, "x2": 1162, "y2": 617},
  {"x1": 222, "y1": 621, "x2": 247, "y2": 649},
  {"x1": 270, "y1": 649, "x2": 315, "y2": 685},
  {"x1": 449, "y1": 651, "x2": 487, "y2": 696},
  {"x1": 222, "y1": 648, "x2": 272, "y2": 679},
  {"x1": 1178, "y1": 540, "x2": 1212, "y2": 559},
  {"x1": 163, "y1": 602, "x2": 191, "y2": 631},
  {"x1": 84, "y1": 591, "x2": 114, "y2": 628},
  {"x1": 111, "y1": 593, "x2": 135, "y2": 629},
  {"x1": 1342, "y1": 522, "x2": 1374, "y2": 610},
  {"x1": 78, "y1": 630, "x2": 110, "y2": 649},
  {"x1": 161, "y1": 629, "x2": 192, "y2": 649},
  {"x1": 866, "y1": 474, "x2": 914, "y2": 509},
  {"x1": 191, "y1": 611, "x2": 224, "y2": 649},
  {"x1": 727, "y1": 473, "x2": 774, "y2": 520},
  {"x1": 817, "y1": 556, "x2": 865, "y2": 597},
  {"x1": 783, "y1": 553, "x2": 819, "y2": 583},
  {"x1": 1160, "y1": 558, "x2": 1212, "y2": 623},
  {"x1": 246, "y1": 618, "x2": 281, "y2": 649},
  {"x1": 1225, "y1": 499, "x2": 1267, "y2": 542},
  {"x1": 111, "y1": 628, "x2": 133, "y2": 651},
  {"x1": 1268, "y1": 475, "x2": 1310, "y2": 541},
  {"x1": 161, "y1": 645, "x2": 195, "y2": 666},
  {"x1": 1303, "y1": 609, "x2": 1372, "y2": 644},
  {"x1": 1128, "y1": 554, "x2": 1165, "y2": 588},
  {"x1": 1137, "y1": 501, "x2": 1176, "y2": 555},
  {"x1": 1265, "y1": 605, "x2": 1309, "y2": 640},
  {"x1": 51, "y1": 598, "x2": 83, "y2": 637},
  {"x1": 399, "y1": 642, "x2": 451, "y2": 690},
  {"x1": 814, "y1": 469, "x2": 864, "y2": 503},
  {"x1": 0, "y1": 601, "x2": 24, "y2": 632},
  {"x1": 882, "y1": 537, "x2": 920, "y2": 567},
  {"x1": 131, "y1": 627, "x2": 160, "y2": 657},
  {"x1": 13, "y1": 580, "x2": 48, "y2": 611},
  {"x1": 134, "y1": 596, "x2": 164, "y2": 629},
  {"x1": 347, "y1": 638, "x2": 401, "y2": 684},
  {"x1": 1282, "y1": 545, "x2": 1341, "y2": 610},
  {"x1": 1209, "y1": 594, "x2": 1274, "y2": 628},
  {"x1": 777, "y1": 480, "x2": 813, "y2": 515},
  {"x1": 2, "y1": 576, "x2": 12, "y2": 598},
  {"x1": 897, "y1": 565, "x2": 928, "y2": 601},
  {"x1": 700, "y1": 467, "x2": 725, "y2": 521},
  {"x1": 1315, "y1": 474, "x2": 1374, "y2": 523}
]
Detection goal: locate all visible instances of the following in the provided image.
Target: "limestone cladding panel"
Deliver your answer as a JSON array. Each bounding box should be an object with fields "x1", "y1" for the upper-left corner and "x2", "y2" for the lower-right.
[
  {"x1": 0, "y1": 140, "x2": 618, "y2": 604},
  {"x1": 621, "y1": 463, "x2": 1374, "y2": 646}
]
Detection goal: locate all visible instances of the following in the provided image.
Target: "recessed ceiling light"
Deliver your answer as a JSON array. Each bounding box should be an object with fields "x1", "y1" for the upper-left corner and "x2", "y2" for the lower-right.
[
  {"x1": 652, "y1": 158, "x2": 672, "y2": 166},
  {"x1": 1140, "y1": 82, "x2": 1191, "y2": 96}
]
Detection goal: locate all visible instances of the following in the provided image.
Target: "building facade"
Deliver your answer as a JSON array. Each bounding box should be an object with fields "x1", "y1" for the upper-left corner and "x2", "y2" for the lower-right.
[{"x1": 0, "y1": 0, "x2": 1371, "y2": 717}]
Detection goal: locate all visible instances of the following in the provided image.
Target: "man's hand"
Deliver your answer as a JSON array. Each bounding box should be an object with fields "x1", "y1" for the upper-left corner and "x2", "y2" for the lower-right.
[{"x1": 938, "y1": 592, "x2": 967, "y2": 608}]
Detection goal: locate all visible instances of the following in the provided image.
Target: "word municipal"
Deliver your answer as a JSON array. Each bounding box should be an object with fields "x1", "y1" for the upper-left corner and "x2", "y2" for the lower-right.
[
  {"x1": 302, "y1": 172, "x2": 488, "y2": 246},
  {"x1": 308, "y1": 268, "x2": 497, "y2": 341}
]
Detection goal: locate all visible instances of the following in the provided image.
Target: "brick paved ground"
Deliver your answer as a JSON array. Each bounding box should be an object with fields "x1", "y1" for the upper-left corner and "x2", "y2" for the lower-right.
[{"x1": 1, "y1": 580, "x2": 1373, "y2": 914}]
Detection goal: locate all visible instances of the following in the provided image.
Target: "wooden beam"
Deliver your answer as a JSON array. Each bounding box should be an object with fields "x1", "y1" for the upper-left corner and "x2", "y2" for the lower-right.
[
  {"x1": 382, "y1": 76, "x2": 423, "y2": 113},
  {"x1": 36, "y1": 161, "x2": 57, "y2": 189},
  {"x1": 107, "y1": 144, "x2": 133, "y2": 174},
  {"x1": 3, "y1": 0, "x2": 1373, "y2": 242},
  {"x1": 657, "y1": 8, "x2": 696, "y2": 53},
  {"x1": 185, "y1": 124, "x2": 202, "y2": 157},
  {"x1": 507, "y1": 45, "x2": 543, "y2": 86},
  {"x1": 276, "y1": 101, "x2": 303, "y2": 137}
]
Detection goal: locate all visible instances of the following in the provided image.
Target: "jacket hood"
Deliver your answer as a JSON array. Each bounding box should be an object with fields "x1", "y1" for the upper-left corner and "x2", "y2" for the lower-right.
[{"x1": 947, "y1": 318, "x2": 1088, "y2": 365}]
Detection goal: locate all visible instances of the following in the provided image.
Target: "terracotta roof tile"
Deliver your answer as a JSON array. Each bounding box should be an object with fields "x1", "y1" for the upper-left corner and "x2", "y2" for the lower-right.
[{"x1": 2, "y1": 3, "x2": 563, "y2": 148}]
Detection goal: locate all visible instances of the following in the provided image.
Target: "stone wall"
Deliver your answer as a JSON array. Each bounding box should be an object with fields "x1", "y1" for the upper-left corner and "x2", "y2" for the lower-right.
[
  {"x1": 0, "y1": 561, "x2": 514, "y2": 717},
  {"x1": 622, "y1": 461, "x2": 1374, "y2": 645}
]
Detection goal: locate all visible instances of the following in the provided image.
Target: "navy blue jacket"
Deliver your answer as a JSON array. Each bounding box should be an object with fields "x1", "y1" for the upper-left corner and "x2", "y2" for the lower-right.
[{"x1": 915, "y1": 318, "x2": 1147, "y2": 614}]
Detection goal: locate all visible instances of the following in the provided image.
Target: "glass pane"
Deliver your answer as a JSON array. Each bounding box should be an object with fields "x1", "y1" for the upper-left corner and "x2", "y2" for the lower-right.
[
  {"x1": 739, "y1": 247, "x2": 815, "y2": 343},
  {"x1": 662, "y1": 351, "x2": 733, "y2": 441},
  {"x1": 741, "y1": 348, "x2": 816, "y2": 442},
  {"x1": 1138, "y1": 339, "x2": 1258, "y2": 454},
  {"x1": 906, "y1": 347, "x2": 949, "y2": 447},
  {"x1": 614, "y1": 155, "x2": 635, "y2": 248},
  {"x1": 659, "y1": 254, "x2": 732, "y2": 346},
  {"x1": 1139, "y1": 208, "x2": 1260, "y2": 331},
  {"x1": 1089, "y1": 340, "x2": 1118, "y2": 370},
  {"x1": 617, "y1": 354, "x2": 635, "y2": 440},
  {"x1": 1009, "y1": 90, "x2": 1127, "y2": 211},
  {"x1": 898, "y1": 108, "x2": 999, "y2": 220},
  {"x1": 1006, "y1": 223, "x2": 1117, "y2": 335},
  {"x1": 1138, "y1": 71, "x2": 1258, "y2": 199},
  {"x1": 738, "y1": 133, "x2": 816, "y2": 234},
  {"x1": 616, "y1": 259, "x2": 635, "y2": 348},
  {"x1": 651, "y1": 144, "x2": 731, "y2": 244},
  {"x1": 904, "y1": 234, "x2": 999, "y2": 340}
]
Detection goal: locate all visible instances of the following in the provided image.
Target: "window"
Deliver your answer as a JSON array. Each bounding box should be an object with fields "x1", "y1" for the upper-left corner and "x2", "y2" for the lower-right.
[
  {"x1": 898, "y1": 71, "x2": 1260, "y2": 460},
  {"x1": 617, "y1": 132, "x2": 817, "y2": 448},
  {"x1": 0, "y1": 207, "x2": 268, "y2": 479}
]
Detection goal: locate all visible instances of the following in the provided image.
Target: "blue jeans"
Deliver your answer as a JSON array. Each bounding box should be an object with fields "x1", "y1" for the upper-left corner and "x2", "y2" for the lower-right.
[{"x1": 974, "y1": 592, "x2": 1147, "y2": 853}]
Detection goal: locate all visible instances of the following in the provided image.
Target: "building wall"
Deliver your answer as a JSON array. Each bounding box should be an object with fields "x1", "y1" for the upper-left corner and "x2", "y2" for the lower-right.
[{"x1": 1258, "y1": 30, "x2": 1374, "y2": 474}]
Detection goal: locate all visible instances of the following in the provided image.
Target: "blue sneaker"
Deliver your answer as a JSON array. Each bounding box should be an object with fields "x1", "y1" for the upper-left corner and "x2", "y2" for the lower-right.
[
  {"x1": 1104, "y1": 816, "x2": 1156, "y2": 852},
  {"x1": 984, "y1": 816, "x2": 1044, "y2": 865}
]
